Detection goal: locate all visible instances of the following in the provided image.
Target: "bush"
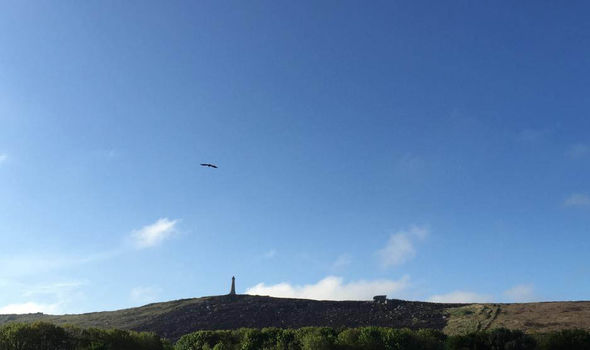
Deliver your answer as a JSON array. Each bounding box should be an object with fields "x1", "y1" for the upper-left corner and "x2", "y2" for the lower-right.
[
  {"x1": 176, "y1": 330, "x2": 234, "y2": 350},
  {"x1": 536, "y1": 329, "x2": 590, "y2": 350},
  {"x1": 447, "y1": 328, "x2": 537, "y2": 350},
  {"x1": 356, "y1": 327, "x2": 386, "y2": 350},
  {"x1": 2, "y1": 322, "x2": 587, "y2": 350},
  {"x1": 239, "y1": 329, "x2": 265, "y2": 350},
  {"x1": 0, "y1": 322, "x2": 168, "y2": 350},
  {"x1": 276, "y1": 329, "x2": 299, "y2": 350},
  {"x1": 336, "y1": 328, "x2": 361, "y2": 349},
  {"x1": 295, "y1": 327, "x2": 336, "y2": 350}
]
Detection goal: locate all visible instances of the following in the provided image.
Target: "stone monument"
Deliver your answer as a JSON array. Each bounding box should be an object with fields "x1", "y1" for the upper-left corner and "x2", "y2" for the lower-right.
[
  {"x1": 230, "y1": 276, "x2": 236, "y2": 295},
  {"x1": 373, "y1": 295, "x2": 387, "y2": 304}
]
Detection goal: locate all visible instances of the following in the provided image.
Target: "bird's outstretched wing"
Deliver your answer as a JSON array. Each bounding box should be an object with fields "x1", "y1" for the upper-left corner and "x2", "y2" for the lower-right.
[{"x1": 200, "y1": 163, "x2": 218, "y2": 168}]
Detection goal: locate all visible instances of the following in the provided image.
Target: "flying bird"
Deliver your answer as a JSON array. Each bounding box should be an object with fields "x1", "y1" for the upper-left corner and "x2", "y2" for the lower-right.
[{"x1": 200, "y1": 163, "x2": 218, "y2": 168}]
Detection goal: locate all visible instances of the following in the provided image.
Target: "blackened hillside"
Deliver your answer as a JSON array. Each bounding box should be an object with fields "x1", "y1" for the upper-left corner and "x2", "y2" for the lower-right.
[
  {"x1": 135, "y1": 294, "x2": 460, "y2": 340},
  {"x1": 0, "y1": 294, "x2": 460, "y2": 341}
]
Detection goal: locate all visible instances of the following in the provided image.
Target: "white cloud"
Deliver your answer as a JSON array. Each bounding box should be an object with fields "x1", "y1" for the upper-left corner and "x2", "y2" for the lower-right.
[
  {"x1": 504, "y1": 284, "x2": 535, "y2": 302},
  {"x1": 331, "y1": 254, "x2": 352, "y2": 269},
  {"x1": 263, "y1": 249, "x2": 277, "y2": 259},
  {"x1": 566, "y1": 143, "x2": 590, "y2": 159},
  {"x1": 0, "y1": 279, "x2": 87, "y2": 315},
  {"x1": 130, "y1": 286, "x2": 161, "y2": 304},
  {"x1": 131, "y1": 218, "x2": 178, "y2": 249},
  {"x1": 377, "y1": 225, "x2": 429, "y2": 267},
  {"x1": 246, "y1": 275, "x2": 410, "y2": 301},
  {"x1": 97, "y1": 149, "x2": 118, "y2": 159},
  {"x1": 0, "y1": 153, "x2": 7, "y2": 164},
  {"x1": 22, "y1": 281, "x2": 86, "y2": 297},
  {"x1": 428, "y1": 291, "x2": 493, "y2": 303},
  {"x1": 379, "y1": 234, "x2": 414, "y2": 266},
  {"x1": 0, "y1": 256, "x2": 71, "y2": 277},
  {"x1": 0, "y1": 302, "x2": 60, "y2": 314},
  {"x1": 564, "y1": 193, "x2": 590, "y2": 207},
  {"x1": 0, "y1": 251, "x2": 119, "y2": 277}
]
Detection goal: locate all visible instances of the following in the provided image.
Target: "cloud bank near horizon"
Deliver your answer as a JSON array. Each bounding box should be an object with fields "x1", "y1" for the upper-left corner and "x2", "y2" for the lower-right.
[
  {"x1": 427, "y1": 290, "x2": 494, "y2": 303},
  {"x1": 504, "y1": 284, "x2": 536, "y2": 302},
  {"x1": 564, "y1": 193, "x2": 590, "y2": 207},
  {"x1": 246, "y1": 276, "x2": 410, "y2": 301}
]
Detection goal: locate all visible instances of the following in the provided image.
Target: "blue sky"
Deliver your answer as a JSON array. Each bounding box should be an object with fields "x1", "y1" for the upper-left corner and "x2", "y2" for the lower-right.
[{"x1": 0, "y1": 1, "x2": 589, "y2": 314}]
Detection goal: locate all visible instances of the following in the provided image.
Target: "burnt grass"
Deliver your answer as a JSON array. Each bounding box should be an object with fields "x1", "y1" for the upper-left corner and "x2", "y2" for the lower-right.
[{"x1": 133, "y1": 294, "x2": 464, "y2": 341}]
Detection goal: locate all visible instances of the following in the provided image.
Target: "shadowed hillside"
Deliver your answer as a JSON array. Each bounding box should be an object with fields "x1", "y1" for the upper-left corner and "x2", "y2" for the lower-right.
[{"x1": 0, "y1": 295, "x2": 588, "y2": 341}]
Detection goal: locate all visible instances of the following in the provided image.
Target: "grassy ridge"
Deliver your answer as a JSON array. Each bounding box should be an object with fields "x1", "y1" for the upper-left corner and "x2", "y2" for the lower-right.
[
  {"x1": 443, "y1": 302, "x2": 590, "y2": 335},
  {"x1": 0, "y1": 296, "x2": 588, "y2": 341}
]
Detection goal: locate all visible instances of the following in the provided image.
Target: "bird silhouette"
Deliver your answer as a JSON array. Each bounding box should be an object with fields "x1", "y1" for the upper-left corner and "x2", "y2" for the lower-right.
[{"x1": 200, "y1": 163, "x2": 218, "y2": 168}]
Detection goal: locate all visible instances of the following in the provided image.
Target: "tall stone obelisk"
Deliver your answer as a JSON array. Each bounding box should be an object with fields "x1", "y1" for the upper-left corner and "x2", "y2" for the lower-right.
[{"x1": 230, "y1": 276, "x2": 236, "y2": 295}]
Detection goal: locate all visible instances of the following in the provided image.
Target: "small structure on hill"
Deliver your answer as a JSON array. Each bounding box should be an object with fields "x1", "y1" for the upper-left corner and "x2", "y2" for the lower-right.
[
  {"x1": 373, "y1": 295, "x2": 387, "y2": 304},
  {"x1": 229, "y1": 276, "x2": 236, "y2": 295}
]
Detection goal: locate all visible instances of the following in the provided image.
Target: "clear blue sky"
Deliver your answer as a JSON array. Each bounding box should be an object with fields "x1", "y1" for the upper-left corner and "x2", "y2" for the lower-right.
[{"x1": 0, "y1": 1, "x2": 589, "y2": 314}]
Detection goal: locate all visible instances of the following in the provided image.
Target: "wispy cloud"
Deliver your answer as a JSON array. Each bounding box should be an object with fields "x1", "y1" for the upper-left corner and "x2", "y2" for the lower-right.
[
  {"x1": 0, "y1": 251, "x2": 119, "y2": 277},
  {"x1": 377, "y1": 225, "x2": 429, "y2": 267},
  {"x1": 0, "y1": 302, "x2": 60, "y2": 315},
  {"x1": 131, "y1": 218, "x2": 178, "y2": 249},
  {"x1": 566, "y1": 143, "x2": 590, "y2": 159},
  {"x1": 263, "y1": 249, "x2": 277, "y2": 259},
  {"x1": 0, "y1": 153, "x2": 7, "y2": 164},
  {"x1": 517, "y1": 129, "x2": 549, "y2": 143},
  {"x1": 22, "y1": 281, "x2": 87, "y2": 298},
  {"x1": 0, "y1": 256, "x2": 71, "y2": 277},
  {"x1": 0, "y1": 280, "x2": 87, "y2": 314},
  {"x1": 396, "y1": 154, "x2": 426, "y2": 175},
  {"x1": 428, "y1": 290, "x2": 493, "y2": 303},
  {"x1": 3, "y1": 219, "x2": 177, "y2": 277},
  {"x1": 564, "y1": 193, "x2": 590, "y2": 208},
  {"x1": 246, "y1": 275, "x2": 410, "y2": 301},
  {"x1": 331, "y1": 254, "x2": 352, "y2": 269},
  {"x1": 130, "y1": 286, "x2": 161, "y2": 305},
  {"x1": 95, "y1": 149, "x2": 119, "y2": 160},
  {"x1": 503, "y1": 284, "x2": 535, "y2": 302}
]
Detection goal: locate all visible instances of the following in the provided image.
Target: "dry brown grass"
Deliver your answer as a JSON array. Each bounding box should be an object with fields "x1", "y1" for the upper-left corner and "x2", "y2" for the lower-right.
[{"x1": 444, "y1": 301, "x2": 590, "y2": 335}]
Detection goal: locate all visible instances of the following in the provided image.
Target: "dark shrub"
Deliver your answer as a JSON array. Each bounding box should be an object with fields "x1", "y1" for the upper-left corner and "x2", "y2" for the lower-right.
[{"x1": 536, "y1": 329, "x2": 590, "y2": 350}]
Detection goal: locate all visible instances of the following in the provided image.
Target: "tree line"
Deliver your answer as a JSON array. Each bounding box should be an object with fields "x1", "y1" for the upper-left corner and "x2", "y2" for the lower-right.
[
  {"x1": 0, "y1": 322, "x2": 589, "y2": 349},
  {"x1": 176, "y1": 327, "x2": 590, "y2": 350},
  {"x1": 0, "y1": 322, "x2": 172, "y2": 350}
]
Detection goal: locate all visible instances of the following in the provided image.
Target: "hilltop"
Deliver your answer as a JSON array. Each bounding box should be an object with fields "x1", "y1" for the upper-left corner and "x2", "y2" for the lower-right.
[{"x1": 0, "y1": 294, "x2": 588, "y2": 341}]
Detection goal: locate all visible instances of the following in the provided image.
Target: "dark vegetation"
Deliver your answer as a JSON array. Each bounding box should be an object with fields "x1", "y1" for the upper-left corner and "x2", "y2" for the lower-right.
[
  {"x1": 1, "y1": 322, "x2": 589, "y2": 350},
  {"x1": 0, "y1": 322, "x2": 172, "y2": 350},
  {"x1": 176, "y1": 327, "x2": 590, "y2": 350},
  {"x1": 0, "y1": 295, "x2": 463, "y2": 341},
  {"x1": 135, "y1": 295, "x2": 462, "y2": 341}
]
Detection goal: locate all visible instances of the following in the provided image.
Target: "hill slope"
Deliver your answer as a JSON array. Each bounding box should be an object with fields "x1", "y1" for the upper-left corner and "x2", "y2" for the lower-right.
[
  {"x1": 444, "y1": 301, "x2": 590, "y2": 335},
  {"x1": 0, "y1": 295, "x2": 588, "y2": 341}
]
